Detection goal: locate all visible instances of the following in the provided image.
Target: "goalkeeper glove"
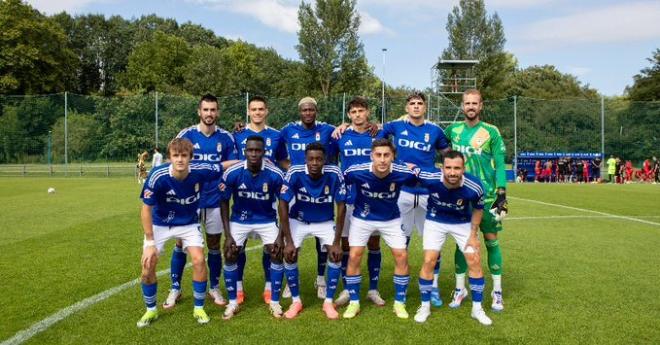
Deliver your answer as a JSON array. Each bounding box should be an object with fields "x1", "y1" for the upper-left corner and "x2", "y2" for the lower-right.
[{"x1": 489, "y1": 189, "x2": 508, "y2": 222}]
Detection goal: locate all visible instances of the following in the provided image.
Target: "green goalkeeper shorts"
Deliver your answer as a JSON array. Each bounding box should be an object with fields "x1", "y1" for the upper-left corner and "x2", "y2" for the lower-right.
[{"x1": 480, "y1": 198, "x2": 503, "y2": 234}]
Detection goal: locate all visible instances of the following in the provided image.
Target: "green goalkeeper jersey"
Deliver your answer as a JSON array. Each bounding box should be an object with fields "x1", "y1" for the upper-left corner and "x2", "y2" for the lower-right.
[{"x1": 444, "y1": 121, "x2": 507, "y2": 199}]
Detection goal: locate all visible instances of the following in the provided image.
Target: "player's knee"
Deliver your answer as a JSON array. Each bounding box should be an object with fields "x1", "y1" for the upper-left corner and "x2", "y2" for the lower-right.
[
  {"x1": 393, "y1": 249, "x2": 408, "y2": 263},
  {"x1": 190, "y1": 253, "x2": 205, "y2": 268},
  {"x1": 206, "y1": 234, "x2": 221, "y2": 249}
]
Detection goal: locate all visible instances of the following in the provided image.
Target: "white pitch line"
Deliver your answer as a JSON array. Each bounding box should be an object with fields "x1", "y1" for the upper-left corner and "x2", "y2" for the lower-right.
[
  {"x1": 507, "y1": 215, "x2": 660, "y2": 221},
  {"x1": 510, "y1": 196, "x2": 660, "y2": 227},
  {"x1": 2, "y1": 245, "x2": 262, "y2": 345}
]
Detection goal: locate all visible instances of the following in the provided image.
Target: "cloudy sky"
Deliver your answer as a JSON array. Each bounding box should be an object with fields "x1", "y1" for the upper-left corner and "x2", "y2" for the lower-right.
[{"x1": 27, "y1": 0, "x2": 660, "y2": 96}]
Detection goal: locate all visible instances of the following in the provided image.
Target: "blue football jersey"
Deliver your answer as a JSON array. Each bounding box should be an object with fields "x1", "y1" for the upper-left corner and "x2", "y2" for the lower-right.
[
  {"x1": 280, "y1": 164, "x2": 347, "y2": 223},
  {"x1": 176, "y1": 125, "x2": 237, "y2": 209},
  {"x1": 220, "y1": 160, "x2": 285, "y2": 224},
  {"x1": 344, "y1": 162, "x2": 418, "y2": 221},
  {"x1": 378, "y1": 118, "x2": 449, "y2": 194},
  {"x1": 141, "y1": 163, "x2": 222, "y2": 226},
  {"x1": 233, "y1": 126, "x2": 288, "y2": 164},
  {"x1": 330, "y1": 127, "x2": 379, "y2": 205},
  {"x1": 331, "y1": 127, "x2": 379, "y2": 172},
  {"x1": 418, "y1": 169, "x2": 485, "y2": 224},
  {"x1": 281, "y1": 121, "x2": 336, "y2": 165}
]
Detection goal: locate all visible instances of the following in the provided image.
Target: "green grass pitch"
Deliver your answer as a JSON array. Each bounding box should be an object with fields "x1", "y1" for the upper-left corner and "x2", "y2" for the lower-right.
[{"x1": 1, "y1": 178, "x2": 659, "y2": 344}]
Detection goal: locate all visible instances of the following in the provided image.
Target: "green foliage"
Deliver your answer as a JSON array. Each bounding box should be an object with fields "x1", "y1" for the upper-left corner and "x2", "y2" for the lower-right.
[
  {"x1": 0, "y1": 0, "x2": 77, "y2": 94},
  {"x1": 51, "y1": 113, "x2": 100, "y2": 162},
  {"x1": 122, "y1": 31, "x2": 191, "y2": 92},
  {"x1": 441, "y1": 0, "x2": 514, "y2": 99},
  {"x1": 506, "y1": 65, "x2": 599, "y2": 99},
  {"x1": 51, "y1": 13, "x2": 134, "y2": 95},
  {"x1": 626, "y1": 49, "x2": 660, "y2": 101},
  {"x1": 296, "y1": 0, "x2": 372, "y2": 97}
]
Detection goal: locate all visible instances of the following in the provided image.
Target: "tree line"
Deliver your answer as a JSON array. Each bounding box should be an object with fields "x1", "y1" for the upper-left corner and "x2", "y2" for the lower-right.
[{"x1": 0, "y1": 0, "x2": 658, "y2": 163}]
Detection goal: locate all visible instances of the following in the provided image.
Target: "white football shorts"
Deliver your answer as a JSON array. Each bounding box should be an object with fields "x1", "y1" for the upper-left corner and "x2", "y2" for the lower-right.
[
  {"x1": 229, "y1": 221, "x2": 279, "y2": 246},
  {"x1": 348, "y1": 216, "x2": 406, "y2": 249},
  {"x1": 290, "y1": 219, "x2": 335, "y2": 250},
  {"x1": 146, "y1": 223, "x2": 205, "y2": 254},
  {"x1": 423, "y1": 219, "x2": 476, "y2": 253},
  {"x1": 398, "y1": 191, "x2": 428, "y2": 238},
  {"x1": 200, "y1": 207, "x2": 223, "y2": 235}
]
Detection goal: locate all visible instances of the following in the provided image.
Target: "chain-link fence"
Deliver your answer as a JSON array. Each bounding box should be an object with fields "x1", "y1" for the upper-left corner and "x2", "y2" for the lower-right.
[{"x1": 1, "y1": 92, "x2": 658, "y2": 176}]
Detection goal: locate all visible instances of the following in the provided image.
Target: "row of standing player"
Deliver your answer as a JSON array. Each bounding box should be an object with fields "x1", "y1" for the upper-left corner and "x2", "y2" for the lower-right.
[
  {"x1": 530, "y1": 158, "x2": 602, "y2": 183},
  {"x1": 136, "y1": 90, "x2": 508, "y2": 326}
]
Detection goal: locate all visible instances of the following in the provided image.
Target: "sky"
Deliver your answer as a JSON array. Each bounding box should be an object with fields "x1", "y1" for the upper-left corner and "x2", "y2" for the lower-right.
[{"x1": 27, "y1": 0, "x2": 660, "y2": 97}]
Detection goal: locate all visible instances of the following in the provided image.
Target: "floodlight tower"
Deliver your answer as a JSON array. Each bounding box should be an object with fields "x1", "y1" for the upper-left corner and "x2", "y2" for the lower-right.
[{"x1": 429, "y1": 59, "x2": 479, "y2": 125}]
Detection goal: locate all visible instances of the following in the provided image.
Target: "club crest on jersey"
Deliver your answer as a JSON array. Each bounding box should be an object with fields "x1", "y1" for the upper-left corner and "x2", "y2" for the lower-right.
[
  {"x1": 217, "y1": 143, "x2": 222, "y2": 152},
  {"x1": 315, "y1": 132, "x2": 320, "y2": 141},
  {"x1": 324, "y1": 185, "x2": 330, "y2": 194},
  {"x1": 194, "y1": 183, "x2": 199, "y2": 192},
  {"x1": 266, "y1": 138, "x2": 271, "y2": 146},
  {"x1": 424, "y1": 133, "x2": 430, "y2": 142},
  {"x1": 389, "y1": 183, "x2": 396, "y2": 192},
  {"x1": 456, "y1": 199, "x2": 463, "y2": 206},
  {"x1": 280, "y1": 185, "x2": 288, "y2": 194},
  {"x1": 143, "y1": 189, "x2": 153, "y2": 199},
  {"x1": 263, "y1": 183, "x2": 268, "y2": 193}
]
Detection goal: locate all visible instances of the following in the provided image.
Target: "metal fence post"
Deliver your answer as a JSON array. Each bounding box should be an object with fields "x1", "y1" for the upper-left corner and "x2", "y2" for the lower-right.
[
  {"x1": 342, "y1": 93, "x2": 346, "y2": 123},
  {"x1": 64, "y1": 91, "x2": 68, "y2": 176},
  {"x1": 600, "y1": 96, "x2": 605, "y2": 157},
  {"x1": 155, "y1": 91, "x2": 159, "y2": 149},
  {"x1": 245, "y1": 92, "x2": 249, "y2": 124},
  {"x1": 513, "y1": 95, "x2": 518, "y2": 174}
]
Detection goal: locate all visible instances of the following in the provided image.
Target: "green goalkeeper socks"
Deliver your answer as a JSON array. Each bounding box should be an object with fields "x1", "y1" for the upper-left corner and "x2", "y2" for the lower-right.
[
  {"x1": 486, "y1": 239, "x2": 502, "y2": 275},
  {"x1": 454, "y1": 244, "x2": 467, "y2": 274}
]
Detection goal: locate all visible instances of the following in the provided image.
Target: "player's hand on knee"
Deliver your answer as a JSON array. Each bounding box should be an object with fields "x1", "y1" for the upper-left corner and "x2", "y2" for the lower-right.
[
  {"x1": 328, "y1": 244, "x2": 342, "y2": 263},
  {"x1": 284, "y1": 243, "x2": 297, "y2": 263},
  {"x1": 141, "y1": 246, "x2": 158, "y2": 270},
  {"x1": 224, "y1": 237, "x2": 237, "y2": 259}
]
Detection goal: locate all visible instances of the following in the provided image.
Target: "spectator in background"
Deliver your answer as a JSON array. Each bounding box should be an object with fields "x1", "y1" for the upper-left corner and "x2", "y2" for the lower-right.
[
  {"x1": 543, "y1": 160, "x2": 553, "y2": 183},
  {"x1": 606, "y1": 155, "x2": 616, "y2": 183},
  {"x1": 642, "y1": 159, "x2": 653, "y2": 182},
  {"x1": 576, "y1": 159, "x2": 584, "y2": 183},
  {"x1": 615, "y1": 157, "x2": 623, "y2": 184},
  {"x1": 653, "y1": 156, "x2": 659, "y2": 184},
  {"x1": 151, "y1": 148, "x2": 163, "y2": 170},
  {"x1": 582, "y1": 160, "x2": 590, "y2": 183},
  {"x1": 591, "y1": 156, "x2": 602, "y2": 183},
  {"x1": 625, "y1": 160, "x2": 633, "y2": 183},
  {"x1": 534, "y1": 160, "x2": 542, "y2": 182},
  {"x1": 557, "y1": 158, "x2": 566, "y2": 183}
]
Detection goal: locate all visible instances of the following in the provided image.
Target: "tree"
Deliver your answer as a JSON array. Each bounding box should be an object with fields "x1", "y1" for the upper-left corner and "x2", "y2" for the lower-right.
[
  {"x1": 507, "y1": 65, "x2": 599, "y2": 99},
  {"x1": 296, "y1": 0, "x2": 371, "y2": 97},
  {"x1": 51, "y1": 13, "x2": 134, "y2": 95},
  {"x1": 0, "y1": 0, "x2": 77, "y2": 94},
  {"x1": 440, "y1": 0, "x2": 515, "y2": 99},
  {"x1": 626, "y1": 49, "x2": 660, "y2": 101},
  {"x1": 122, "y1": 31, "x2": 191, "y2": 92}
]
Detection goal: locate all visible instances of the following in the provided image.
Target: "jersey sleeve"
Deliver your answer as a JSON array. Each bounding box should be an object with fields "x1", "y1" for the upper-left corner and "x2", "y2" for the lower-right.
[
  {"x1": 434, "y1": 128, "x2": 450, "y2": 151},
  {"x1": 334, "y1": 172, "x2": 347, "y2": 203},
  {"x1": 279, "y1": 172, "x2": 296, "y2": 203},
  {"x1": 377, "y1": 122, "x2": 394, "y2": 139},
  {"x1": 223, "y1": 134, "x2": 238, "y2": 160},
  {"x1": 219, "y1": 170, "x2": 235, "y2": 201},
  {"x1": 417, "y1": 169, "x2": 442, "y2": 190},
  {"x1": 274, "y1": 133, "x2": 289, "y2": 162},
  {"x1": 490, "y1": 128, "x2": 507, "y2": 190},
  {"x1": 471, "y1": 179, "x2": 485, "y2": 210},
  {"x1": 141, "y1": 171, "x2": 161, "y2": 206},
  {"x1": 272, "y1": 173, "x2": 285, "y2": 200}
]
